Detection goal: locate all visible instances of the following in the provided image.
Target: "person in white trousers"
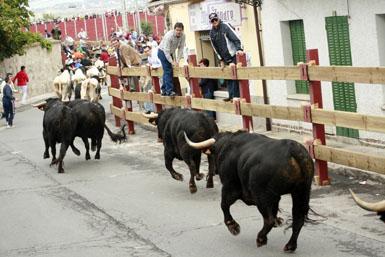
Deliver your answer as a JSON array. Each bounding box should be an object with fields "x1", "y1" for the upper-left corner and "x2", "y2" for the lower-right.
[{"x1": 12, "y1": 66, "x2": 29, "y2": 104}]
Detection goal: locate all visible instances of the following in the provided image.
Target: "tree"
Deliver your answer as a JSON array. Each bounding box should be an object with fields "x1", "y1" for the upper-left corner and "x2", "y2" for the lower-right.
[
  {"x1": 141, "y1": 20, "x2": 153, "y2": 36},
  {"x1": 42, "y1": 13, "x2": 55, "y2": 21},
  {"x1": 0, "y1": 0, "x2": 52, "y2": 62}
]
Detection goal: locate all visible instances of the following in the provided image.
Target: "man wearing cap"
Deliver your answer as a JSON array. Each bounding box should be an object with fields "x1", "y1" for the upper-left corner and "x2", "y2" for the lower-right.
[
  {"x1": 111, "y1": 36, "x2": 142, "y2": 92},
  {"x1": 209, "y1": 13, "x2": 244, "y2": 102}
]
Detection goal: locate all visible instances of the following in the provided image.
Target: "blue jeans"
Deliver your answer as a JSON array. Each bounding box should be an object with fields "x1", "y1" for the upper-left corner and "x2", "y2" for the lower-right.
[
  {"x1": 142, "y1": 82, "x2": 155, "y2": 112},
  {"x1": 225, "y1": 56, "x2": 240, "y2": 99},
  {"x1": 203, "y1": 90, "x2": 215, "y2": 118},
  {"x1": 2, "y1": 99, "x2": 15, "y2": 126},
  {"x1": 157, "y1": 49, "x2": 174, "y2": 94}
]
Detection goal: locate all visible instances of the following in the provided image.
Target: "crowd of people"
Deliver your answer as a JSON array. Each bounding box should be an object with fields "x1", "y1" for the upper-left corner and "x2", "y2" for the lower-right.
[
  {"x1": 29, "y1": 9, "x2": 148, "y2": 27},
  {"x1": 1, "y1": 12, "x2": 244, "y2": 128}
]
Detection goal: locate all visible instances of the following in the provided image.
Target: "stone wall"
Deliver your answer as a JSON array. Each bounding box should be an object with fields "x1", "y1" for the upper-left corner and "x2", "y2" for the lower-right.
[{"x1": 0, "y1": 41, "x2": 62, "y2": 98}]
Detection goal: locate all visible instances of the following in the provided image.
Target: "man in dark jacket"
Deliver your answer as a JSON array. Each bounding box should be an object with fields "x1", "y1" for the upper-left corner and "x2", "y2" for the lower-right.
[
  {"x1": 51, "y1": 25, "x2": 62, "y2": 40},
  {"x1": 209, "y1": 13, "x2": 244, "y2": 102},
  {"x1": 199, "y1": 58, "x2": 217, "y2": 118},
  {"x1": 1, "y1": 76, "x2": 17, "y2": 128}
]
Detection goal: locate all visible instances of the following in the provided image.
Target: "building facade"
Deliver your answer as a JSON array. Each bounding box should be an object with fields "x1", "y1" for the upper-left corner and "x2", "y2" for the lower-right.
[{"x1": 262, "y1": 0, "x2": 385, "y2": 144}]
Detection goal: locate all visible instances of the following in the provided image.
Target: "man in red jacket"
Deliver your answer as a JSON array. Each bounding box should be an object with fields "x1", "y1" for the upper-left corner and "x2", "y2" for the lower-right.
[{"x1": 13, "y1": 66, "x2": 29, "y2": 104}]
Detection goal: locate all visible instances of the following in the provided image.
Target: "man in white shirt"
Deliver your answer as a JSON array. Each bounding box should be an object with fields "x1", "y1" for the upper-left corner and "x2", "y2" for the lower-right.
[
  {"x1": 143, "y1": 45, "x2": 161, "y2": 69},
  {"x1": 147, "y1": 36, "x2": 158, "y2": 49},
  {"x1": 78, "y1": 28, "x2": 87, "y2": 39}
]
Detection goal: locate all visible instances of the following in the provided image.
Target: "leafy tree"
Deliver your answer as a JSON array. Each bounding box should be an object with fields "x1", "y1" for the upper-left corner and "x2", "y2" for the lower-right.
[
  {"x1": 42, "y1": 13, "x2": 55, "y2": 21},
  {"x1": 141, "y1": 20, "x2": 153, "y2": 36},
  {"x1": 0, "y1": 0, "x2": 52, "y2": 62}
]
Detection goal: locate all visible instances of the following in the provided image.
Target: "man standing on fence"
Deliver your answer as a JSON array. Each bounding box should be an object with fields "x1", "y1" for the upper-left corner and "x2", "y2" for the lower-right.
[
  {"x1": 209, "y1": 13, "x2": 244, "y2": 102},
  {"x1": 111, "y1": 36, "x2": 142, "y2": 92},
  {"x1": 157, "y1": 22, "x2": 186, "y2": 97}
]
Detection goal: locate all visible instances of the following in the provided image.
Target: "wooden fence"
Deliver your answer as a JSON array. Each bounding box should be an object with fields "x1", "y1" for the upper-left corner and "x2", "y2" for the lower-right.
[{"x1": 106, "y1": 49, "x2": 385, "y2": 186}]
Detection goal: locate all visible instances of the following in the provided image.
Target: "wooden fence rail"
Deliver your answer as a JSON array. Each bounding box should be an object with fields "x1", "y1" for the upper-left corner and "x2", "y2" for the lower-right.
[
  {"x1": 107, "y1": 64, "x2": 385, "y2": 84},
  {"x1": 107, "y1": 50, "x2": 385, "y2": 185}
]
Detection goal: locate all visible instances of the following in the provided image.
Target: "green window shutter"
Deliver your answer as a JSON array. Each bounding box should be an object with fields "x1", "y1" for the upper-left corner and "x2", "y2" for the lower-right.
[
  {"x1": 325, "y1": 16, "x2": 359, "y2": 138},
  {"x1": 289, "y1": 20, "x2": 309, "y2": 94}
]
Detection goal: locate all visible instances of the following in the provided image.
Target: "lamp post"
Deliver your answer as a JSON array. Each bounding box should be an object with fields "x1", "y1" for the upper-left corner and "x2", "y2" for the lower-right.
[
  {"x1": 121, "y1": 0, "x2": 128, "y2": 31},
  {"x1": 135, "y1": 0, "x2": 142, "y2": 34}
]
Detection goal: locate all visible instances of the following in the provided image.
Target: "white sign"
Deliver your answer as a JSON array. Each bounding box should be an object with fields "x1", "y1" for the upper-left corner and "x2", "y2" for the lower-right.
[{"x1": 188, "y1": 0, "x2": 242, "y2": 32}]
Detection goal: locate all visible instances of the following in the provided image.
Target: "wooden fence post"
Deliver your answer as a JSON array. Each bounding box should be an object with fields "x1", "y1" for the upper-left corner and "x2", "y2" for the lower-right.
[
  {"x1": 108, "y1": 56, "x2": 122, "y2": 127},
  {"x1": 147, "y1": 65, "x2": 163, "y2": 112},
  {"x1": 236, "y1": 53, "x2": 253, "y2": 131},
  {"x1": 306, "y1": 49, "x2": 330, "y2": 186},
  {"x1": 187, "y1": 54, "x2": 201, "y2": 100},
  {"x1": 123, "y1": 75, "x2": 135, "y2": 135}
]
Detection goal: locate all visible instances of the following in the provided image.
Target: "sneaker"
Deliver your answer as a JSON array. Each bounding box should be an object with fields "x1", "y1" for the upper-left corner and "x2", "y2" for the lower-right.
[
  {"x1": 223, "y1": 98, "x2": 231, "y2": 102},
  {"x1": 6, "y1": 125, "x2": 14, "y2": 129},
  {"x1": 161, "y1": 92, "x2": 167, "y2": 97},
  {"x1": 145, "y1": 110, "x2": 151, "y2": 114},
  {"x1": 167, "y1": 92, "x2": 177, "y2": 97}
]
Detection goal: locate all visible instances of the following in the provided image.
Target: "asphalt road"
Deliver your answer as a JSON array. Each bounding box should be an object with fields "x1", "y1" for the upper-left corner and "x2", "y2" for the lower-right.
[{"x1": 0, "y1": 90, "x2": 384, "y2": 257}]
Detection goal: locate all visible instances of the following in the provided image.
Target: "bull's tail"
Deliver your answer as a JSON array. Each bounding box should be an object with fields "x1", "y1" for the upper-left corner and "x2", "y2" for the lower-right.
[
  {"x1": 286, "y1": 141, "x2": 324, "y2": 227},
  {"x1": 104, "y1": 124, "x2": 127, "y2": 143}
]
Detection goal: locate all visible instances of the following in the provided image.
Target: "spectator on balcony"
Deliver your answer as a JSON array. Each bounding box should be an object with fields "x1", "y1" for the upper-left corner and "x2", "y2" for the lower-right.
[
  {"x1": 51, "y1": 25, "x2": 61, "y2": 40},
  {"x1": 78, "y1": 28, "x2": 87, "y2": 40}
]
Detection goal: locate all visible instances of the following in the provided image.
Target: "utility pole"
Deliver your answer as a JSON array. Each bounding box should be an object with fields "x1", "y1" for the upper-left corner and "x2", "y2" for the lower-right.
[
  {"x1": 135, "y1": 0, "x2": 142, "y2": 34},
  {"x1": 121, "y1": 0, "x2": 128, "y2": 31}
]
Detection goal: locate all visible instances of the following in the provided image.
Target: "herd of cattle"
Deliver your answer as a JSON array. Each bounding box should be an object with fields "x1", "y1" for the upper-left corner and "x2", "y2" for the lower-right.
[
  {"x1": 53, "y1": 60, "x2": 107, "y2": 103},
  {"x1": 32, "y1": 66, "x2": 384, "y2": 252}
]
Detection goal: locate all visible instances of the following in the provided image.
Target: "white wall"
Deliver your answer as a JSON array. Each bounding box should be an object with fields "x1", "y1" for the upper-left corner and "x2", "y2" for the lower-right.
[
  {"x1": 261, "y1": 0, "x2": 385, "y2": 143},
  {"x1": 0, "y1": 41, "x2": 62, "y2": 98}
]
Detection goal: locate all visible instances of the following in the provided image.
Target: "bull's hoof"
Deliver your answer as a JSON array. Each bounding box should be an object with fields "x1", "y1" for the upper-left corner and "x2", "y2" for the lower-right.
[
  {"x1": 283, "y1": 243, "x2": 297, "y2": 252},
  {"x1": 85, "y1": 153, "x2": 91, "y2": 160},
  {"x1": 43, "y1": 153, "x2": 49, "y2": 159},
  {"x1": 274, "y1": 217, "x2": 284, "y2": 227},
  {"x1": 256, "y1": 237, "x2": 268, "y2": 247},
  {"x1": 95, "y1": 153, "x2": 100, "y2": 159},
  {"x1": 91, "y1": 145, "x2": 96, "y2": 152},
  {"x1": 50, "y1": 159, "x2": 58, "y2": 166},
  {"x1": 196, "y1": 173, "x2": 204, "y2": 181},
  {"x1": 171, "y1": 172, "x2": 183, "y2": 181},
  {"x1": 189, "y1": 183, "x2": 197, "y2": 194},
  {"x1": 72, "y1": 148, "x2": 81, "y2": 156},
  {"x1": 226, "y1": 220, "x2": 240, "y2": 236},
  {"x1": 58, "y1": 168, "x2": 64, "y2": 173},
  {"x1": 206, "y1": 179, "x2": 214, "y2": 188}
]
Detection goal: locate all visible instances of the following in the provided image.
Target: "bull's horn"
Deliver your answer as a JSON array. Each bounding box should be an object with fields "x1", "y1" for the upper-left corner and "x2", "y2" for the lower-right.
[
  {"x1": 32, "y1": 101, "x2": 46, "y2": 108},
  {"x1": 141, "y1": 112, "x2": 158, "y2": 119},
  {"x1": 349, "y1": 189, "x2": 385, "y2": 212},
  {"x1": 184, "y1": 132, "x2": 215, "y2": 149}
]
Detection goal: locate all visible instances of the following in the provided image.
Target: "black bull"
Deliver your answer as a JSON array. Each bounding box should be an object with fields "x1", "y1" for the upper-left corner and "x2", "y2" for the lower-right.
[
  {"x1": 146, "y1": 108, "x2": 218, "y2": 194},
  {"x1": 185, "y1": 130, "x2": 314, "y2": 252},
  {"x1": 36, "y1": 98, "x2": 81, "y2": 173},
  {"x1": 68, "y1": 99, "x2": 126, "y2": 160},
  {"x1": 35, "y1": 98, "x2": 126, "y2": 172}
]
